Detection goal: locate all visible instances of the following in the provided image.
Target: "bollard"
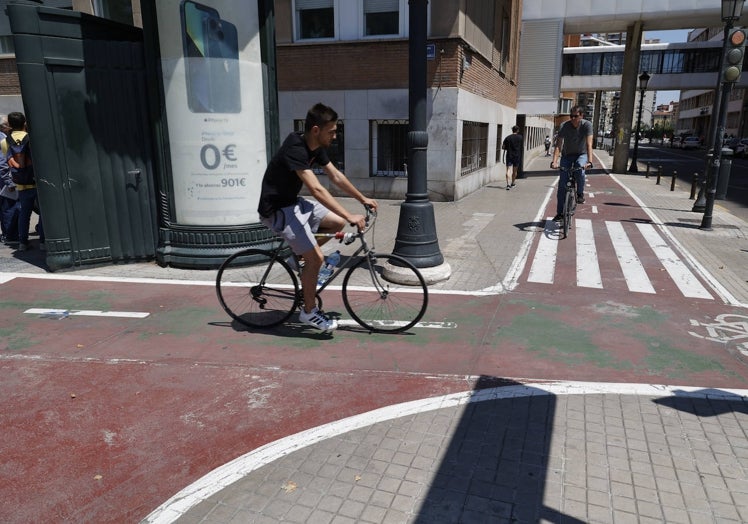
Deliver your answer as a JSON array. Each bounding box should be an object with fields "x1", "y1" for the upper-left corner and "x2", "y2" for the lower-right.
[
  {"x1": 646, "y1": 162, "x2": 650, "y2": 179},
  {"x1": 670, "y1": 170, "x2": 677, "y2": 191},
  {"x1": 656, "y1": 165, "x2": 662, "y2": 185},
  {"x1": 690, "y1": 172, "x2": 698, "y2": 199}
]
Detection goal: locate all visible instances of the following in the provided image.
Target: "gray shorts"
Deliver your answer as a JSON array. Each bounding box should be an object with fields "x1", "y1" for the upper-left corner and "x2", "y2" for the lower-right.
[{"x1": 260, "y1": 197, "x2": 330, "y2": 255}]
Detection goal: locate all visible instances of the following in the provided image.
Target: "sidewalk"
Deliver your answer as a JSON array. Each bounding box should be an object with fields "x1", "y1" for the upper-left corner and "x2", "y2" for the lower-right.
[{"x1": 2, "y1": 152, "x2": 747, "y2": 524}]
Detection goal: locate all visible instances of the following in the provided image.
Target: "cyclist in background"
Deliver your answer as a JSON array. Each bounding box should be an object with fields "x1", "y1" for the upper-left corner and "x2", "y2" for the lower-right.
[
  {"x1": 550, "y1": 105, "x2": 594, "y2": 222},
  {"x1": 257, "y1": 103, "x2": 378, "y2": 332}
]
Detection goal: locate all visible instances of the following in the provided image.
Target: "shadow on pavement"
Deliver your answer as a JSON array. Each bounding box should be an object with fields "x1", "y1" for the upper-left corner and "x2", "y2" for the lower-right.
[
  {"x1": 653, "y1": 389, "x2": 748, "y2": 416},
  {"x1": 413, "y1": 375, "x2": 585, "y2": 523}
]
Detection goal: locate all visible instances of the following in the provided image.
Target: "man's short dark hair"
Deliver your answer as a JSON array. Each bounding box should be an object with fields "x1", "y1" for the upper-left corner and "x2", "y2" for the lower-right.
[
  {"x1": 7, "y1": 111, "x2": 26, "y2": 131},
  {"x1": 305, "y1": 103, "x2": 338, "y2": 133},
  {"x1": 512, "y1": 125, "x2": 520, "y2": 133},
  {"x1": 570, "y1": 105, "x2": 584, "y2": 116}
]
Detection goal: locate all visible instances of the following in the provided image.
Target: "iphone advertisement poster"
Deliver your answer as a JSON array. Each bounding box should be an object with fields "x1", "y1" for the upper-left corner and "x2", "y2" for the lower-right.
[{"x1": 156, "y1": 0, "x2": 267, "y2": 225}]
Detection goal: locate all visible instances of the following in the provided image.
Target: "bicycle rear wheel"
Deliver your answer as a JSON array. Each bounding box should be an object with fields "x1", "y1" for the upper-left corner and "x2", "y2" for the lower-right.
[
  {"x1": 562, "y1": 188, "x2": 575, "y2": 238},
  {"x1": 342, "y1": 253, "x2": 428, "y2": 333},
  {"x1": 216, "y1": 249, "x2": 299, "y2": 328}
]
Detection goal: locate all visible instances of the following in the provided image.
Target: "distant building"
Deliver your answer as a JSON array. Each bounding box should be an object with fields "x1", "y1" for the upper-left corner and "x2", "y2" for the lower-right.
[{"x1": 677, "y1": 27, "x2": 746, "y2": 138}]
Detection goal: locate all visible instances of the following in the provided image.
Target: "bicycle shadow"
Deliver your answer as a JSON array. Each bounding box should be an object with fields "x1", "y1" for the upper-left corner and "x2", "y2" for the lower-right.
[{"x1": 216, "y1": 311, "x2": 419, "y2": 338}]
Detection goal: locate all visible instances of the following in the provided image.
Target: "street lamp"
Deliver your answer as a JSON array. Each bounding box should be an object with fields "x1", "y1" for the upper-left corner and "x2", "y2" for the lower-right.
[
  {"x1": 698, "y1": 0, "x2": 745, "y2": 228},
  {"x1": 628, "y1": 71, "x2": 651, "y2": 173},
  {"x1": 611, "y1": 92, "x2": 620, "y2": 151}
]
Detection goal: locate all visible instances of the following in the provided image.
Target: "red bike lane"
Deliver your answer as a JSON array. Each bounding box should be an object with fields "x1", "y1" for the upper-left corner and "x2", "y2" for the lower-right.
[{"x1": 2, "y1": 171, "x2": 747, "y2": 522}]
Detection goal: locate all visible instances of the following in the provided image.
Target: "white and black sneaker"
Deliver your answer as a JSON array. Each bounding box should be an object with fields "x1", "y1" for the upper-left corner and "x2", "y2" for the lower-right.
[{"x1": 299, "y1": 307, "x2": 338, "y2": 332}]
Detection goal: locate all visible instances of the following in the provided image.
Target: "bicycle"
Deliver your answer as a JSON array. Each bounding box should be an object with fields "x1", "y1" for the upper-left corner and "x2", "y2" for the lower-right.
[
  {"x1": 215, "y1": 206, "x2": 429, "y2": 333},
  {"x1": 557, "y1": 164, "x2": 587, "y2": 239}
]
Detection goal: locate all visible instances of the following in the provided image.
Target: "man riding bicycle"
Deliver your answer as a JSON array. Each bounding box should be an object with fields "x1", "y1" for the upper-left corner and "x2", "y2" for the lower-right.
[
  {"x1": 550, "y1": 105, "x2": 594, "y2": 222},
  {"x1": 257, "y1": 103, "x2": 378, "y2": 331}
]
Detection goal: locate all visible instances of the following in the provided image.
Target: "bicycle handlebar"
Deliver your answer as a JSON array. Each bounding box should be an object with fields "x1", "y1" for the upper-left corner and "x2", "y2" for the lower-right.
[{"x1": 552, "y1": 162, "x2": 593, "y2": 171}]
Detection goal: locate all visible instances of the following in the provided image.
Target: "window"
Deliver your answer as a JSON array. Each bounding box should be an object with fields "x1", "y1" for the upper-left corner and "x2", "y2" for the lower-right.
[
  {"x1": 293, "y1": 119, "x2": 345, "y2": 172},
  {"x1": 296, "y1": 0, "x2": 335, "y2": 40},
  {"x1": 364, "y1": 0, "x2": 399, "y2": 36},
  {"x1": 0, "y1": 36, "x2": 14, "y2": 55},
  {"x1": 499, "y1": 10, "x2": 510, "y2": 73},
  {"x1": 495, "y1": 124, "x2": 503, "y2": 162},
  {"x1": 370, "y1": 120, "x2": 408, "y2": 176},
  {"x1": 461, "y1": 121, "x2": 487, "y2": 175},
  {"x1": 93, "y1": 0, "x2": 133, "y2": 25}
]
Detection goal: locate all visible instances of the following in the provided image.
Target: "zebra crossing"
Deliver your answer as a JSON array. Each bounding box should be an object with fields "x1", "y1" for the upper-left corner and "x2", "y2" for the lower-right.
[{"x1": 526, "y1": 218, "x2": 713, "y2": 300}]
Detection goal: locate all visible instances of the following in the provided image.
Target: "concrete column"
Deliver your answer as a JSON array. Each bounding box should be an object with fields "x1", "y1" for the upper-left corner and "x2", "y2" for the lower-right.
[{"x1": 612, "y1": 21, "x2": 643, "y2": 173}]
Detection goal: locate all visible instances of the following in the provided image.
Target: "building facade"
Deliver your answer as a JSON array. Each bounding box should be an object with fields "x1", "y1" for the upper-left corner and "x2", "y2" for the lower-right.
[
  {"x1": 272, "y1": 0, "x2": 544, "y2": 201},
  {"x1": 677, "y1": 27, "x2": 747, "y2": 140}
]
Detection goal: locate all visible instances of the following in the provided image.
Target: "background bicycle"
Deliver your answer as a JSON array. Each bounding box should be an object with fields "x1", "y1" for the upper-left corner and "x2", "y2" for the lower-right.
[{"x1": 215, "y1": 206, "x2": 428, "y2": 333}]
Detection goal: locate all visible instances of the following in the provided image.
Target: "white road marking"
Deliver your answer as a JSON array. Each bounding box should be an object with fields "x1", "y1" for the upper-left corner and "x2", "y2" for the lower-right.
[
  {"x1": 575, "y1": 219, "x2": 603, "y2": 288},
  {"x1": 605, "y1": 221, "x2": 655, "y2": 294},
  {"x1": 527, "y1": 219, "x2": 559, "y2": 284},
  {"x1": 443, "y1": 212, "x2": 495, "y2": 259},
  {"x1": 610, "y1": 173, "x2": 743, "y2": 307},
  {"x1": 24, "y1": 308, "x2": 150, "y2": 319},
  {"x1": 337, "y1": 319, "x2": 457, "y2": 329},
  {"x1": 636, "y1": 223, "x2": 713, "y2": 299},
  {"x1": 493, "y1": 183, "x2": 558, "y2": 293}
]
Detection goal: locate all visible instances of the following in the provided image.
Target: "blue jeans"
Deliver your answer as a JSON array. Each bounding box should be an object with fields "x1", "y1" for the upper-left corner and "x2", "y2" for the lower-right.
[
  {"x1": 17, "y1": 187, "x2": 44, "y2": 245},
  {"x1": 0, "y1": 195, "x2": 19, "y2": 241},
  {"x1": 556, "y1": 154, "x2": 587, "y2": 215}
]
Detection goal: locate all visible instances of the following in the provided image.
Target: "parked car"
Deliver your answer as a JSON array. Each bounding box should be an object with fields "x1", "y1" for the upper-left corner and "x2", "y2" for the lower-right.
[
  {"x1": 735, "y1": 138, "x2": 748, "y2": 157},
  {"x1": 681, "y1": 136, "x2": 701, "y2": 150},
  {"x1": 670, "y1": 136, "x2": 682, "y2": 148}
]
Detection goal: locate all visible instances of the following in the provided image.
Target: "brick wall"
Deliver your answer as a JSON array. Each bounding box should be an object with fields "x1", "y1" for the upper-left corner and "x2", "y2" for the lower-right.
[
  {"x1": 0, "y1": 58, "x2": 20, "y2": 96},
  {"x1": 278, "y1": 38, "x2": 517, "y2": 107},
  {"x1": 277, "y1": 41, "x2": 410, "y2": 91}
]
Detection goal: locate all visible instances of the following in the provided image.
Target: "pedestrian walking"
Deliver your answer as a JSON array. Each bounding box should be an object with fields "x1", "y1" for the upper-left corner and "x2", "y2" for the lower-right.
[{"x1": 502, "y1": 125, "x2": 523, "y2": 190}]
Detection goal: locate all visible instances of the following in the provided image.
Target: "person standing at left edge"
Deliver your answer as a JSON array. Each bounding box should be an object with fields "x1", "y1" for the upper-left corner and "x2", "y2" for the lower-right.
[
  {"x1": 502, "y1": 125, "x2": 523, "y2": 190},
  {"x1": 2, "y1": 112, "x2": 43, "y2": 251}
]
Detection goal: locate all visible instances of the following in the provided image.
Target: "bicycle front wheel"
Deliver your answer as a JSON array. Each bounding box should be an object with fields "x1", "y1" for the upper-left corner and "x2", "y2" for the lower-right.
[
  {"x1": 562, "y1": 189, "x2": 575, "y2": 238},
  {"x1": 216, "y1": 249, "x2": 299, "y2": 328},
  {"x1": 342, "y1": 253, "x2": 428, "y2": 333}
]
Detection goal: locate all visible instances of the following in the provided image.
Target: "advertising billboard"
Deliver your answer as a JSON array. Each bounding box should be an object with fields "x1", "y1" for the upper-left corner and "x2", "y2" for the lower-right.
[{"x1": 155, "y1": 0, "x2": 267, "y2": 225}]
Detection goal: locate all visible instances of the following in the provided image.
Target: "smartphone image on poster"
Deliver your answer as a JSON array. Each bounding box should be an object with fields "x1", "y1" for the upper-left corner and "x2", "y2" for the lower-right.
[{"x1": 180, "y1": 0, "x2": 241, "y2": 113}]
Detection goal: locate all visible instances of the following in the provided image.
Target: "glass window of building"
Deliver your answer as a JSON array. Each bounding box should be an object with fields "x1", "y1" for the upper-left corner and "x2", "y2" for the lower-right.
[
  {"x1": 461, "y1": 121, "x2": 487, "y2": 175},
  {"x1": 370, "y1": 120, "x2": 407, "y2": 176},
  {"x1": 364, "y1": 0, "x2": 399, "y2": 36},
  {"x1": 94, "y1": 0, "x2": 133, "y2": 25},
  {"x1": 296, "y1": 0, "x2": 335, "y2": 40}
]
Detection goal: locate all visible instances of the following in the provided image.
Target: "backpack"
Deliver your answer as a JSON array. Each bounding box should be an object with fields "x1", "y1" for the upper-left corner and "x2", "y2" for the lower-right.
[{"x1": 6, "y1": 134, "x2": 34, "y2": 185}]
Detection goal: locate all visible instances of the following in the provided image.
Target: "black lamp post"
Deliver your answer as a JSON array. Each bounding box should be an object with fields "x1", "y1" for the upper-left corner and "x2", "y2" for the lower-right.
[
  {"x1": 392, "y1": 0, "x2": 447, "y2": 272},
  {"x1": 611, "y1": 93, "x2": 620, "y2": 151},
  {"x1": 699, "y1": 0, "x2": 745, "y2": 228},
  {"x1": 628, "y1": 71, "x2": 651, "y2": 173}
]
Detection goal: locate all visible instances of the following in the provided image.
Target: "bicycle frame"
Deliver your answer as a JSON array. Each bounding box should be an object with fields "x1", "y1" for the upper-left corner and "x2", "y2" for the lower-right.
[{"x1": 263, "y1": 207, "x2": 380, "y2": 296}]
